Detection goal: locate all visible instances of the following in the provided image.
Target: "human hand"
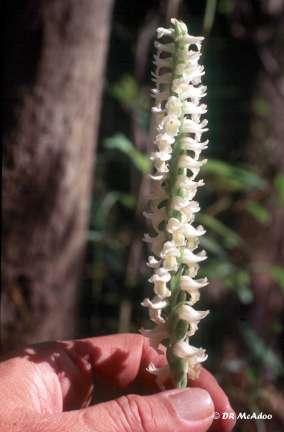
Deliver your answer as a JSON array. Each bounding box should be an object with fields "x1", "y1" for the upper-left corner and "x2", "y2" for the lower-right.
[{"x1": 0, "y1": 334, "x2": 235, "y2": 432}]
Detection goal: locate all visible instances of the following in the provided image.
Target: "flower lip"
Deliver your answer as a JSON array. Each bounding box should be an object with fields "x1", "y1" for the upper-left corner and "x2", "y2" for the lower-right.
[
  {"x1": 166, "y1": 217, "x2": 182, "y2": 233},
  {"x1": 179, "y1": 34, "x2": 204, "y2": 51},
  {"x1": 162, "y1": 115, "x2": 181, "y2": 137},
  {"x1": 173, "y1": 340, "x2": 208, "y2": 362},
  {"x1": 150, "y1": 152, "x2": 172, "y2": 162},
  {"x1": 165, "y1": 96, "x2": 183, "y2": 116},
  {"x1": 175, "y1": 175, "x2": 205, "y2": 189},
  {"x1": 140, "y1": 322, "x2": 170, "y2": 354},
  {"x1": 181, "y1": 137, "x2": 209, "y2": 152},
  {"x1": 181, "y1": 275, "x2": 209, "y2": 290},
  {"x1": 147, "y1": 256, "x2": 162, "y2": 268},
  {"x1": 154, "y1": 41, "x2": 175, "y2": 53},
  {"x1": 139, "y1": 321, "x2": 170, "y2": 337},
  {"x1": 146, "y1": 363, "x2": 172, "y2": 390},
  {"x1": 177, "y1": 50, "x2": 201, "y2": 61},
  {"x1": 183, "y1": 118, "x2": 208, "y2": 133},
  {"x1": 141, "y1": 295, "x2": 170, "y2": 309},
  {"x1": 183, "y1": 248, "x2": 207, "y2": 264},
  {"x1": 170, "y1": 195, "x2": 190, "y2": 211},
  {"x1": 149, "y1": 267, "x2": 171, "y2": 282},
  {"x1": 178, "y1": 304, "x2": 209, "y2": 323},
  {"x1": 160, "y1": 241, "x2": 181, "y2": 258},
  {"x1": 157, "y1": 27, "x2": 175, "y2": 38},
  {"x1": 184, "y1": 224, "x2": 206, "y2": 237},
  {"x1": 151, "y1": 72, "x2": 173, "y2": 84},
  {"x1": 151, "y1": 88, "x2": 171, "y2": 105},
  {"x1": 184, "y1": 101, "x2": 207, "y2": 115},
  {"x1": 153, "y1": 55, "x2": 174, "y2": 71}
]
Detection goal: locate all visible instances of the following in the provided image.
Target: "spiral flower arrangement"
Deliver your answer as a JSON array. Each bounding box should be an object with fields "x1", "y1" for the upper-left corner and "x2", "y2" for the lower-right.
[{"x1": 140, "y1": 19, "x2": 209, "y2": 389}]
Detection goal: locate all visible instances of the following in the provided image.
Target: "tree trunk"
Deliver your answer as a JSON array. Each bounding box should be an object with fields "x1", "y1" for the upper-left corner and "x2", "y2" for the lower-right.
[{"x1": 2, "y1": 0, "x2": 114, "y2": 353}]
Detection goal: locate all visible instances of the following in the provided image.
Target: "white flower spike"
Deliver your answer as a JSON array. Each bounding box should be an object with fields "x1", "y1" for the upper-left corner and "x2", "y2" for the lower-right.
[{"x1": 141, "y1": 18, "x2": 209, "y2": 388}]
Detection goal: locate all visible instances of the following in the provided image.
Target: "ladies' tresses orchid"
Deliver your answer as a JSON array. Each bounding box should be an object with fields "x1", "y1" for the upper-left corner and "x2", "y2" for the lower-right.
[{"x1": 140, "y1": 19, "x2": 209, "y2": 389}]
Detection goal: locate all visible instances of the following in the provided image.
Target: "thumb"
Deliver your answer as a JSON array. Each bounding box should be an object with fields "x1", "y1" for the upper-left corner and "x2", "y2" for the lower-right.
[{"x1": 42, "y1": 387, "x2": 214, "y2": 432}]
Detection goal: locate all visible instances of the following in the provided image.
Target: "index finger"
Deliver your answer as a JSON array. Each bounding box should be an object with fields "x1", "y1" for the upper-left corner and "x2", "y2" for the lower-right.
[{"x1": 60, "y1": 333, "x2": 167, "y2": 398}]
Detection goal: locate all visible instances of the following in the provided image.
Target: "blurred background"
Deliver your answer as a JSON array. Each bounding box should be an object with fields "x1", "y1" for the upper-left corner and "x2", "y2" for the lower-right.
[{"x1": 2, "y1": 0, "x2": 284, "y2": 431}]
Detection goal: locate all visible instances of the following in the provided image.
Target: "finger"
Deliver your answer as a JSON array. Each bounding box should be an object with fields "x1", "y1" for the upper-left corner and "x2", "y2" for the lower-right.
[
  {"x1": 0, "y1": 334, "x2": 167, "y2": 414},
  {"x1": 60, "y1": 333, "x2": 167, "y2": 400},
  {"x1": 189, "y1": 368, "x2": 236, "y2": 432},
  {"x1": 22, "y1": 388, "x2": 214, "y2": 432}
]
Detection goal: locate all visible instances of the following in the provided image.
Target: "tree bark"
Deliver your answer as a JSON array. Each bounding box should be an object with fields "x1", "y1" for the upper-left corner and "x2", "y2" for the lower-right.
[{"x1": 2, "y1": 0, "x2": 114, "y2": 353}]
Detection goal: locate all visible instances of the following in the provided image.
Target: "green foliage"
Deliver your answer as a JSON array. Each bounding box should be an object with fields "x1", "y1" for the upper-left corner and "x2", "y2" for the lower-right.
[
  {"x1": 105, "y1": 133, "x2": 152, "y2": 174},
  {"x1": 110, "y1": 74, "x2": 151, "y2": 128},
  {"x1": 87, "y1": 230, "x2": 124, "y2": 252},
  {"x1": 203, "y1": 159, "x2": 266, "y2": 192},
  {"x1": 245, "y1": 200, "x2": 272, "y2": 225},
  {"x1": 269, "y1": 265, "x2": 284, "y2": 293},
  {"x1": 240, "y1": 323, "x2": 284, "y2": 376},
  {"x1": 199, "y1": 213, "x2": 244, "y2": 248},
  {"x1": 252, "y1": 98, "x2": 273, "y2": 117},
  {"x1": 274, "y1": 173, "x2": 284, "y2": 204},
  {"x1": 199, "y1": 236, "x2": 227, "y2": 258},
  {"x1": 110, "y1": 74, "x2": 138, "y2": 107}
]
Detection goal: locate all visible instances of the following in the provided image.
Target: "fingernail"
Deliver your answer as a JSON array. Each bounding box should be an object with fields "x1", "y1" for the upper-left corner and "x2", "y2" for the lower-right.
[{"x1": 170, "y1": 388, "x2": 213, "y2": 421}]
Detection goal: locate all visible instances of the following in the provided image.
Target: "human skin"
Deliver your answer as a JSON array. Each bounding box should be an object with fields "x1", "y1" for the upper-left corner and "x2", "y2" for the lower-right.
[{"x1": 0, "y1": 334, "x2": 236, "y2": 432}]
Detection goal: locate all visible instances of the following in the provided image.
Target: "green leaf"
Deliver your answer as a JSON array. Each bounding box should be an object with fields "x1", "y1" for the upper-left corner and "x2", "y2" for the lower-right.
[
  {"x1": 240, "y1": 323, "x2": 284, "y2": 376},
  {"x1": 201, "y1": 259, "x2": 236, "y2": 278},
  {"x1": 117, "y1": 193, "x2": 137, "y2": 209},
  {"x1": 252, "y1": 98, "x2": 273, "y2": 117},
  {"x1": 203, "y1": 159, "x2": 266, "y2": 192},
  {"x1": 274, "y1": 174, "x2": 284, "y2": 204},
  {"x1": 199, "y1": 214, "x2": 244, "y2": 248},
  {"x1": 105, "y1": 133, "x2": 134, "y2": 153},
  {"x1": 199, "y1": 236, "x2": 228, "y2": 258},
  {"x1": 105, "y1": 133, "x2": 152, "y2": 174},
  {"x1": 87, "y1": 230, "x2": 124, "y2": 252},
  {"x1": 269, "y1": 266, "x2": 284, "y2": 293},
  {"x1": 245, "y1": 200, "x2": 271, "y2": 226},
  {"x1": 110, "y1": 74, "x2": 138, "y2": 106},
  {"x1": 222, "y1": 268, "x2": 253, "y2": 303},
  {"x1": 92, "y1": 190, "x2": 137, "y2": 230},
  {"x1": 237, "y1": 284, "x2": 253, "y2": 304}
]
